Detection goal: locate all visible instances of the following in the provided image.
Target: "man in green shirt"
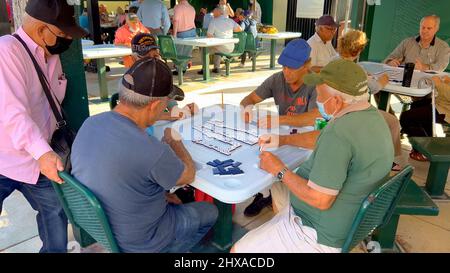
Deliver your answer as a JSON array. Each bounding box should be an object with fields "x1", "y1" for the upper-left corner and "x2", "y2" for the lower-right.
[{"x1": 232, "y1": 60, "x2": 394, "y2": 252}]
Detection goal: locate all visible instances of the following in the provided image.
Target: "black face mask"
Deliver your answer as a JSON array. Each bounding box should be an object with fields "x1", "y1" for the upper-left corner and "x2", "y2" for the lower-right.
[{"x1": 44, "y1": 27, "x2": 73, "y2": 55}]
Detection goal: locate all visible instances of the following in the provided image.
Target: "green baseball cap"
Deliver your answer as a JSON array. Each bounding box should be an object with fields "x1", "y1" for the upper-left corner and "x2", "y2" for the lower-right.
[{"x1": 303, "y1": 59, "x2": 369, "y2": 96}]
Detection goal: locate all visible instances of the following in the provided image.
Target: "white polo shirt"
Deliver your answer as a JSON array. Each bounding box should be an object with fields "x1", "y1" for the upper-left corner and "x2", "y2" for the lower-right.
[{"x1": 307, "y1": 33, "x2": 338, "y2": 67}]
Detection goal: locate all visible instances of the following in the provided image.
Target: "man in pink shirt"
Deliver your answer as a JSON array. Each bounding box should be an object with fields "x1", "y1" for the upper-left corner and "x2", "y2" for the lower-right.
[
  {"x1": 172, "y1": 0, "x2": 196, "y2": 74},
  {"x1": 0, "y1": 0, "x2": 88, "y2": 252}
]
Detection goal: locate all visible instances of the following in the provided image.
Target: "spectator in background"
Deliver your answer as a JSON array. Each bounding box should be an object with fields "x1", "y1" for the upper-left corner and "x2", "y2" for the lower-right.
[
  {"x1": 200, "y1": 7, "x2": 242, "y2": 74},
  {"x1": 99, "y1": 4, "x2": 109, "y2": 24},
  {"x1": 137, "y1": 0, "x2": 171, "y2": 35},
  {"x1": 172, "y1": 0, "x2": 196, "y2": 75},
  {"x1": 238, "y1": 10, "x2": 259, "y2": 67},
  {"x1": 114, "y1": 13, "x2": 150, "y2": 68},
  {"x1": 202, "y1": 9, "x2": 214, "y2": 30},
  {"x1": 249, "y1": 0, "x2": 262, "y2": 24},
  {"x1": 195, "y1": 7, "x2": 208, "y2": 28},
  {"x1": 219, "y1": 0, "x2": 234, "y2": 18},
  {"x1": 115, "y1": 7, "x2": 127, "y2": 27},
  {"x1": 233, "y1": 8, "x2": 244, "y2": 23},
  {"x1": 129, "y1": 6, "x2": 139, "y2": 15},
  {"x1": 384, "y1": 15, "x2": 449, "y2": 72},
  {"x1": 307, "y1": 15, "x2": 338, "y2": 71},
  {"x1": 79, "y1": 8, "x2": 89, "y2": 31}
]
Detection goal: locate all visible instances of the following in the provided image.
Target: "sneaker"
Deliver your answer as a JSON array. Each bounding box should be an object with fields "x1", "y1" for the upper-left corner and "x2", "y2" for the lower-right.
[
  {"x1": 244, "y1": 193, "x2": 272, "y2": 217},
  {"x1": 212, "y1": 68, "x2": 220, "y2": 74}
]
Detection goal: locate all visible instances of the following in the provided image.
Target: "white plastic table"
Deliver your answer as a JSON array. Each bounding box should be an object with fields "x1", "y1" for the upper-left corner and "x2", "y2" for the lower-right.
[
  {"x1": 82, "y1": 44, "x2": 132, "y2": 100},
  {"x1": 152, "y1": 104, "x2": 312, "y2": 249},
  {"x1": 81, "y1": 39, "x2": 94, "y2": 47},
  {"x1": 358, "y1": 61, "x2": 449, "y2": 111},
  {"x1": 173, "y1": 37, "x2": 239, "y2": 81},
  {"x1": 257, "y1": 32, "x2": 302, "y2": 69}
]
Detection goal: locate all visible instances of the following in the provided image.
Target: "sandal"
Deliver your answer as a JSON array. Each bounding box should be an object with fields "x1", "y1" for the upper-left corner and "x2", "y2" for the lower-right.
[
  {"x1": 409, "y1": 150, "x2": 428, "y2": 162},
  {"x1": 391, "y1": 162, "x2": 402, "y2": 171}
]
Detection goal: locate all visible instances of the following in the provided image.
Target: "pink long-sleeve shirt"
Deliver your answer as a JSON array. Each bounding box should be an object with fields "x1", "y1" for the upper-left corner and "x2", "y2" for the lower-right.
[{"x1": 0, "y1": 27, "x2": 67, "y2": 184}]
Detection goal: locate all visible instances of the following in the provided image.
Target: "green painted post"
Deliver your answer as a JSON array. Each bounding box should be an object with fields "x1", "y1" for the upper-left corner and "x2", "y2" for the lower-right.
[
  {"x1": 212, "y1": 199, "x2": 233, "y2": 250},
  {"x1": 377, "y1": 91, "x2": 391, "y2": 112},
  {"x1": 202, "y1": 47, "x2": 211, "y2": 81},
  {"x1": 426, "y1": 162, "x2": 450, "y2": 197},
  {"x1": 96, "y1": 58, "x2": 109, "y2": 101},
  {"x1": 373, "y1": 214, "x2": 400, "y2": 250},
  {"x1": 270, "y1": 39, "x2": 276, "y2": 69}
]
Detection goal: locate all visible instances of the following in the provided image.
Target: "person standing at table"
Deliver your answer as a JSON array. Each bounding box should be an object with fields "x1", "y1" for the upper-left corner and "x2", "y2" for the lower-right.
[
  {"x1": 249, "y1": 0, "x2": 262, "y2": 24},
  {"x1": 307, "y1": 15, "x2": 338, "y2": 72},
  {"x1": 137, "y1": 0, "x2": 171, "y2": 35},
  {"x1": 384, "y1": 15, "x2": 449, "y2": 72},
  {"x1": 240, "y1": 39, "x2": 321, "y2": 217},
  {"x1": 198, "y1": 7, "x2": 242, "y2": 74},
  {"x1": 114, "y1": 13, "x2": 150, "y2": 68},
  {"x1": 0, "y1": 0, "x2": 88, "y2": 253},
  {"x1": 172, "y1": 0, "x2": 196, "y2": 75}
]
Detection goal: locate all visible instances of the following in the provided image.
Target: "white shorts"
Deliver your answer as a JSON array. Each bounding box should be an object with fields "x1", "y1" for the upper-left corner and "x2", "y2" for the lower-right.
[{"x1": 234, "y1": 201, "x2": 341, "y2": 253}]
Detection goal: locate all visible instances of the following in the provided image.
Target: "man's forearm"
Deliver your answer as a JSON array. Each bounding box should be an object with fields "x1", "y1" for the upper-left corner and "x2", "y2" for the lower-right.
[
  {"x1": 279, "y1": 109, "x2": 321, "y2": 127},
  {"x1": 280, "y1": 130, "x2": 320, "y2": 150},
  {"x1": 169, "y1": 141, "x2": 194, "y2": 169}
]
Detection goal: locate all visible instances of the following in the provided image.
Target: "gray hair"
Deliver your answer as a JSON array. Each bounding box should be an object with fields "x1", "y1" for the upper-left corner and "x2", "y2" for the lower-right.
[
  {"x1": 118, "y1": 74, "x2": 160, "y2": 108},
  {"x1": 420, "y1": 15, "x2": 440, "y2": 29},
  {"x1": 323, "y1": 84, "x2": 370, "y2": 104}
]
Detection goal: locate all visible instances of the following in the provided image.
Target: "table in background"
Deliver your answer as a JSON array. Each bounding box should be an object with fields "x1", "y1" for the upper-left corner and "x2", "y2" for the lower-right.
[
  {"x1": 173, "y1": 37, "x2": 239, "y2": 81},
  {"x1": 257, "y1": 32, "x2": 302, "y2": 69},
  {"x1": 82, "y1": 44, "x2": 132, "y2": 100}
]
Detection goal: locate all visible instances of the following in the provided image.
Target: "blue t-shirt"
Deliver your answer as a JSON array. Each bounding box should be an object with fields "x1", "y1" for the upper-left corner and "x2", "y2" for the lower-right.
[{"x1": 71, "y1": 111, "x2": 185, "y2": 252}]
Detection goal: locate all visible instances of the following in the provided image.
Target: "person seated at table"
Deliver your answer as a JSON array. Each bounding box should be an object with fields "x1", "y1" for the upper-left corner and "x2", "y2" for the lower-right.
[
  {"x1": 240, "y1": 39, "x2": 321, "y2": 217},
  {"x1": 130, "y1": 33, "x2": 198, "y2": 122},
  {"x1": 399, "y1": 75, "x2": 449, "y2": 161},
  {"x1": 114, "y1": 7, "x2": 127, "y2": 27},
  {"x1": 383, "y1": 15, "x2": 449, "y2": 72},
  {"x1": 71, "y1": 58, "x2": 218, "y2": 253},
  {"x1": 79, "y1": 8, "x2": 89, "y2": 31},
  {"x1": 248, "y1": 0, "x2": 262, "y2": 24},
  {"x1": 198, "y1": 7, "x2": 242, "y2": 74},
  {"x1": 336, "y1": 29, "x2": 402, "y2": 171},
  {"x1": 231, "y1": 60, "x2": 394, "y2": 253},
  {"x1": 307, "y1": 15, "x2": 338, "y2": 72},
  {"x1": 202, "y1": 9, "x2": 214, "y2": 31},
  {"x1": 238, "y1": 10, "x2": 259, "y2": 68},
  {"x1": 233, "y1": 8, "x2": 244, "y2": 23},
  {"x1": 114, "y1": 13, "x2": 150, "y2": 68},
  {"x1": 99, "y1": 4, "x2": 109, "y2": 24}
]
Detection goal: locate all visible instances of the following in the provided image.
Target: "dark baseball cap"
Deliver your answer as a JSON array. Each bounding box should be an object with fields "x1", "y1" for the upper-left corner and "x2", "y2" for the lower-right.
[
  {"x1": 131, "y1": 33, "x2": 159, "y2": 57},
  {"x1": 121, "y1": 57, "x2": 185, "y2": 101},
  {"x1": 25, "y1": 0, "x2": 89, "y2": 38},
  {"x1": 278, "y1": 39, "x2": 311, "y2": 69},
  {"x1": 316, "y1": 15, "x2": 338, "y2": 28}
]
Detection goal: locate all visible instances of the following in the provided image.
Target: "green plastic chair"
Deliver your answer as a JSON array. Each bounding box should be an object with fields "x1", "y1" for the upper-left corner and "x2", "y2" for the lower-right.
[
  {"x1": 244, "y1": 31, "x2": 265, "y2": 72},
  {"x1": 215, "y1": 32, "x2": 247, "y2": 76},
  {"x1": 341, "y1": 165, "x2": 413, "y2": 253},
  {"x1": 53, "y1": 171, "x2": 120, "y2": 253},
  {"x1": 196, "y1": 28, "x2": 207, "y2": 37},
  {"x1": 157, "y1": 35, "x2": 191, "y2": 85}
]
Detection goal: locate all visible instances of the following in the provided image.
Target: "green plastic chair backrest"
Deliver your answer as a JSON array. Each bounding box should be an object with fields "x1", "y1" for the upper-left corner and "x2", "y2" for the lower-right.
[
  {"x1": 232, "y1": 32, "x2": 247, "y2": 54},
  {"x1": 53, "y1": 171, "x2": 120, "y2": 253},
  {"x1": 341, "y1": 165, "x2": 413, "y2": 253},
  {"x1": 245, "y1": 31, "x2": 257, "y2": 52},
  {"x1": 157, "y1": 35, "x2": 178, "y2": 60}
]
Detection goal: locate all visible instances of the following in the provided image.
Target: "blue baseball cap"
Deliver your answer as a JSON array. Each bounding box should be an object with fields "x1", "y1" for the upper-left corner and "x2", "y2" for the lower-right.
[{"x1": 277, "y1": 39, "x2": 311, "y2": 69}]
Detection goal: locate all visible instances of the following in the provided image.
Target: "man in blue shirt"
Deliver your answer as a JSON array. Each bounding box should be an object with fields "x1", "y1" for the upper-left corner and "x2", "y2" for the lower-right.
[
  {"x1": 137, "y1": 0, "x2": 171, "y2": 35},
  {"x1": 71, "y1": 58, "x2": 218, "y2": 252}
]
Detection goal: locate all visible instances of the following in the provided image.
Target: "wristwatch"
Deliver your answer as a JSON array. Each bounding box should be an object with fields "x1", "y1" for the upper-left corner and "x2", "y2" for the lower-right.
[{"x1": 277, "y1": 167, "x2": 289, "y2": 181}]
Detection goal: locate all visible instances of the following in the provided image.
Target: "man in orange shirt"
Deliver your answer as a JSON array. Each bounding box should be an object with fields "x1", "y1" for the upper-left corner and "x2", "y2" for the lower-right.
[{"x1": 114, "y1": 13, "x2": 150, "y2": 68}]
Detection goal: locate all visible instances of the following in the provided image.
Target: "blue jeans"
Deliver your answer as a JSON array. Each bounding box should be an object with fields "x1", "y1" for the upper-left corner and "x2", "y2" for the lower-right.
[
  {"x1": 0, "y1": 175, "x2": 68, "y2": 253},
  {"x1": 161, "y1": 201, "x2": 218, "y2": 253},
  {"x1": 176, "y1": 28, "x2": 196, "y2": 68}
]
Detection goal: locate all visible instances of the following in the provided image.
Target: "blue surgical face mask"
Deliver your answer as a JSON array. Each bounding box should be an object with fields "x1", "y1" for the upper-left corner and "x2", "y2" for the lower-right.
[{"x1": 316, "y1": 97, "x2": 334, "y2": 121}]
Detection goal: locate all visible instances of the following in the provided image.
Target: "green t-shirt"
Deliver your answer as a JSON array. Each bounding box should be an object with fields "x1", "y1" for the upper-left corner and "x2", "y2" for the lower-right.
[{"x1": 291, "y1": 106, "x2": 394, "y2": 248}]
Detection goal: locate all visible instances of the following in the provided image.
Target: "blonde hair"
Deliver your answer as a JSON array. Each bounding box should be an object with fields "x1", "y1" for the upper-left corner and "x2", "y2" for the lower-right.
[{"x1": 338, "y1": 30, "x2": 368, "y2": 57}]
